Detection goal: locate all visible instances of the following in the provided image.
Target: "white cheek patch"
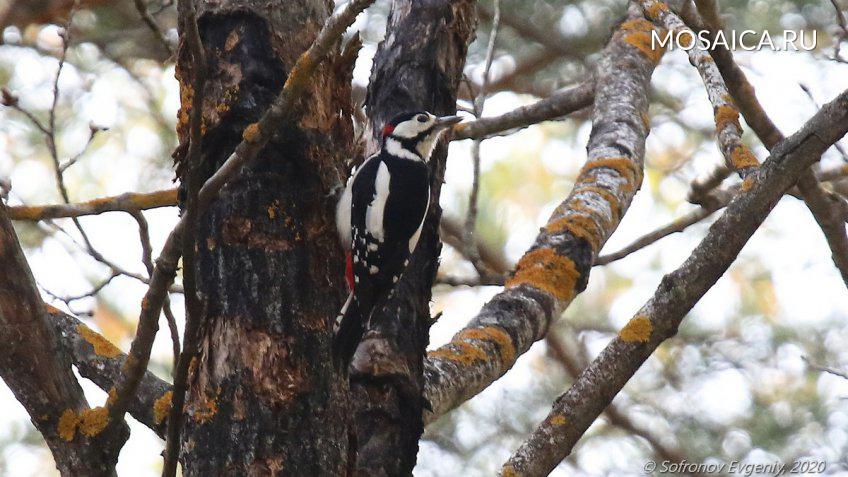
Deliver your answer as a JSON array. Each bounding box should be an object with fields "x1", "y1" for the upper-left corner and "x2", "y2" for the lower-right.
[
  {"x1": 385, "y1": 137, "x2": 420, "y2": 161},
  {"x1": 365, "y1": 161, "x2": 391, "y2": 242},
  {"x1": 391, "y1": 118, "x2": 430, "y2": 138}
]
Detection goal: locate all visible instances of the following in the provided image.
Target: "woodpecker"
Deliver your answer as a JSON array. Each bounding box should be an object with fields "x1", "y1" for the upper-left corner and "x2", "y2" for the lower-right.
[{"x1": 333, "y1": 110, "x2": 462, "y2": 370}]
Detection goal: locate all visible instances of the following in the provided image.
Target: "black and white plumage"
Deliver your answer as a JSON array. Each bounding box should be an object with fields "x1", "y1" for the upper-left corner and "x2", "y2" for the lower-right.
[{"x1": 333, "y1": 111, "x2": 462, "y2": 371}]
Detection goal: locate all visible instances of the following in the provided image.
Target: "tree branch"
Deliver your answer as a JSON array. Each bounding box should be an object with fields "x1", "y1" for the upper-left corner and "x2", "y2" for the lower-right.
[
  {"x1": 423, "y1": 9, "x2": 664, "y2": 423},
  {"x1": 0, "y1": 201, "x2": 128, "y2": 474},
  {"x1": 452, "y1": 81, "x2": 595, "y2": 141},
  {"x1": 501, "y1": 87, "x2": 848, "y2": 477},
  {"x1": 687, "y1": 0, "x2": 848, "y2": 287}
]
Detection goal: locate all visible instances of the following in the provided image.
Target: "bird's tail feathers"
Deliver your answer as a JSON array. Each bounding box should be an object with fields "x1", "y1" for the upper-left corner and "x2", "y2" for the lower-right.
[{"x1": 333, "y1": 292, "x2": 366, "y2": 373}]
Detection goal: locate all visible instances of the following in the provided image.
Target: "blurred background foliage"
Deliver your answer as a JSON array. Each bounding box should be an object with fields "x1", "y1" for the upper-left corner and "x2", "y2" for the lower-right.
[{"x1": 1, "y1": 0, "x2": 848, "y2": 475}]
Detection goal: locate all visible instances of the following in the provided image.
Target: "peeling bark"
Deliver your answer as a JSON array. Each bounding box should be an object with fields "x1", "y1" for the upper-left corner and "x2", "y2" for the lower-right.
[
  {"x1": 349, "y1": 1, "x2": 476, "y2": 474},
  {"x1": 173, "y1": 0, "x2": 357, "y2": 473}
]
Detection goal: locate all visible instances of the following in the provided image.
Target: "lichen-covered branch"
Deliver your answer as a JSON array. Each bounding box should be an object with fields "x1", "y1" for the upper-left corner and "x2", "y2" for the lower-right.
[
  {"x1": 6, "y1": 189, "x2": 178, "y2": 221},
  {"x1": 47, "y1": 305, "x2": 171, "y2": 438},
  {"x1": 501, "y1": 88, "x2": 848, "y2": 477},
  {"x1": 0, "y1": 201, "x2": 128, "y2": 475},
  {"x1": 689, "y1": 0, "x2": 848, "y2": 287},
  {"x1": 423, "y1": 10, "x2": 664, "y2": 423},
  {"x1": 545, "y1": 333, "x2": 704, "y2": 476},
  {"x1": 640, "y1": 0, "x2": 759, "y2": 178}
]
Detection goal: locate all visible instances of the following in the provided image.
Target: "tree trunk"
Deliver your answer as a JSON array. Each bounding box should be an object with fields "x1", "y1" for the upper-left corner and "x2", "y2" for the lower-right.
[
  {"x1": 351, "y1": 1, "x2": 476, "y2": 475},
  {"x1": 173, "y1": 0, "x2": 357, "y2": 473}
]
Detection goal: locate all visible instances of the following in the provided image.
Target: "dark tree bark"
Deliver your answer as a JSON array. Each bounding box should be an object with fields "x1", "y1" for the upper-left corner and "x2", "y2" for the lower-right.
[
  {"x1": 172, "y1": 0, "x2": 357, "y2": 473},
  {"x1": 349, "y1": 1, "x2": 476, "y2": 475},
  {"x1": 0, "y1": 201, "x2": 128, "y2": 476}
]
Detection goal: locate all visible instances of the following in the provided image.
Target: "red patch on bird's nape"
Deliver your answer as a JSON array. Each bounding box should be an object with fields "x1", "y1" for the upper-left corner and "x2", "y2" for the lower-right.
[{"x1": 382, "y1": 123, "x2": 395, "y2": 137}]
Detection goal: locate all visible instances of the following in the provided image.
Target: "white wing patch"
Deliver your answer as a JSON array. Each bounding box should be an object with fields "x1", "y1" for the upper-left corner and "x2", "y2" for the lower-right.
[
  {"x1": 408, "y1": 185, "x2": 430, "y2": 253},
  {"x1": 336, "y1": 154, "x2": 379, "y2": 249},
  {"x1": 365, "y1": 161, "x2": 391, "y2": 242}
]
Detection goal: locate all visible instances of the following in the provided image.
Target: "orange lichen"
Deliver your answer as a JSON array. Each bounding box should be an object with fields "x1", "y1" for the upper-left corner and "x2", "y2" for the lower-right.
[
  {"x1": 243, "y1": 123, "x2": 261, "y2": 142},
  {"x1": 645, "y1": 1, "x2": 669, "y2": 20},
  {"x1": 677, "y1": 30, "x2": 695, "y2": 49},
  {"x1": 506, "y1": 248, "x2": 580, "y2": 302},
  {"x1": 501, "y1": 464, "x2": 519, "y2": 477},
  {"x1": 428, "y1": 341, "x2": 488, "y2": 365},
  {"x1": 192, "y1": 396, "x2": 218, "y2": 424},
  {"x1": 580, "y1": 157, "x2": 641, "y2": 185},
  {"x1": 57, "y1": 409, "x2": 79, "y2": 441},
  {"x1": 730, "y1": 145, "x2": 759, "y2": 170},
  {"x1": 620, "y1": 19, "x2": 666, "y2": 64},
  {"x1": 282, "y1": 54, "x2": 317, "y2": 93},
  {"x1": 78, "y1": 406, "x2": 110, "y2": 437},
  {"x1": 549, "y1": 414, "x2": 568, "y2": 426},
  {"x1": 154, "y1": 391, "x2": 173, "y2": 425},
  {"x1": 714, "y1": 105, "x2": 741, "y2": 132},
  {"x1": 457, "y1": 326, "x2": 517, "y2": 365},
  {"x1": 741, "y1": 175, "x2": 756, "y2": 192},
  {"x1": 641, "y1": 111, "x2": 651, "y2": 131},
  {"x1": 106, "y1": 387, "x2": 117, "y2": 406},
  {"x1": 177, "y1": 83, "x2": 194, "y2": 131},
  {"x1": 77, "y1": 324, "x2": 121, "y2": 358},
  {"x1": 619, "y1": 315, "x2": 653, "y2": 343},
  {"x1": 545, "y1": 214, "x2": 603, "y2": 251}
]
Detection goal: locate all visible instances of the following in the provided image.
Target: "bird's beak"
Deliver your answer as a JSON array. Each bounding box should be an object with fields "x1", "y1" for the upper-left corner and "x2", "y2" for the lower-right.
[{"x1": 434, "y1": 115, "x2": 463, "y2": 129}]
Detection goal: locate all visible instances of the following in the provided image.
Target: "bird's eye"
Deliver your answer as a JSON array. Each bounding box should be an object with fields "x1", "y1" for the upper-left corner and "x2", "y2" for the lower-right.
[{"x1": 416, "y1": 114, "x2": 428, "y2": 123}]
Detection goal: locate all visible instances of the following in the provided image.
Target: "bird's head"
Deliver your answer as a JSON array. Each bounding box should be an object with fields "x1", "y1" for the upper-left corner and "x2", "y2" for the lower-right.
[{"x1": 381, "y1": 111, "x2": 463, "y2": 160}]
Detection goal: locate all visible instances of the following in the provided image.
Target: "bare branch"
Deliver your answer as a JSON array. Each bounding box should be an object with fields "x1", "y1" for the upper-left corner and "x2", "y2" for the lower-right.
[
  {"x1": 803, "y1": 355, "x2": 848, "y2": 381},
  {"x1": 595, "y1": 203, "x2": 721, "y2": 266},
  {"x1": 452, "y1": 81, "x2": 595, "y2": 141},
  {"x1": 462, "y1": 0, "x2": 501, "y2": 281},
  {"x1": 132, "y1": 0, "x2": 175, "y2": 57}
]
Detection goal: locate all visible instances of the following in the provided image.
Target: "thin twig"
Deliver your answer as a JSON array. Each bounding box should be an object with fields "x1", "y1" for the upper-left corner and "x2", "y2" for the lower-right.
[
  {"x1": 803, "y1": 355, "x2": 848, "y2": 381},
  {"x1": 462, "y1": 0, "x2": 500, "y2": 281},
  {"x1": 130, "y1": 210, "x2": 180, "y2": 374},
  {"x1": 161, "y1": 0, "x2": 207, "y2": 471},
  {"x1": 132, "y1": 0, "x2": 175, "y2": 57},
  {"x1": 452, "y1": 81, "x2": 594, "y2": 140},
  {"x1": 596, "y1": 204, "x2": 721, "y2": 265}
]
